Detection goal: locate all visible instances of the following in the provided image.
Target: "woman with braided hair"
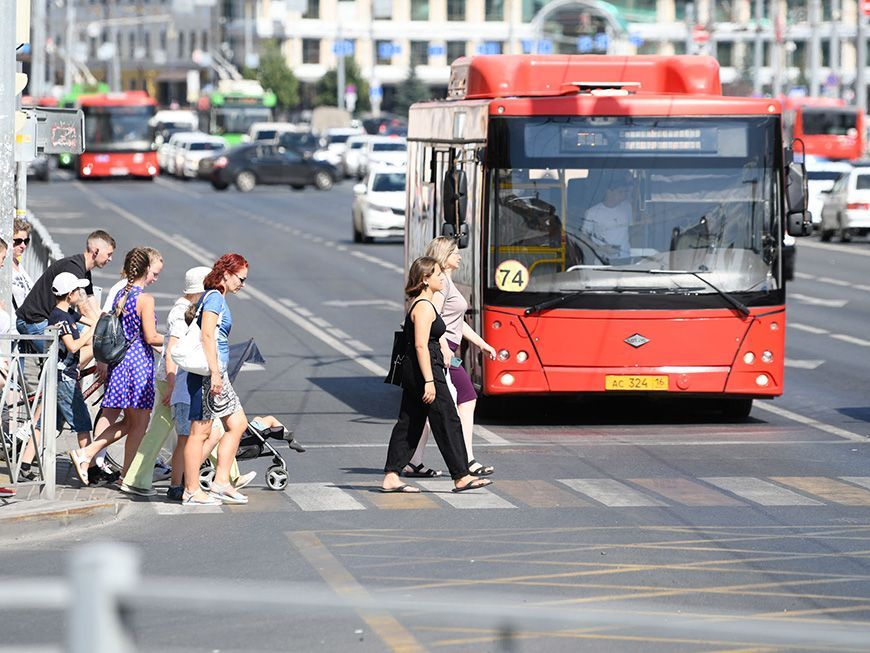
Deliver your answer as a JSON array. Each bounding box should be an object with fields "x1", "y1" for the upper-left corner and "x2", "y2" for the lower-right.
[{"x1": 68, "y1": 247, "x2": 165, "y2": 486}]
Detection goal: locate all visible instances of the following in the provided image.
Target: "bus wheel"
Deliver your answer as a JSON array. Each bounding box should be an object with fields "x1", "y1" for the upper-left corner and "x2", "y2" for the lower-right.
[
  {"x1": 235, "y1": 171, "x2": 257, "y2": 192},
  {"x1": 719, "y1": 398, "x2": 753, "y2": 420}
]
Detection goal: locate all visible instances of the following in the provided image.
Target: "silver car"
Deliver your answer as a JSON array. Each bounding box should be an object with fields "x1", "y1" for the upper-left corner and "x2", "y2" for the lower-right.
[{"x1": 819, "y1": 167, "x2": 870, "y2": 242}]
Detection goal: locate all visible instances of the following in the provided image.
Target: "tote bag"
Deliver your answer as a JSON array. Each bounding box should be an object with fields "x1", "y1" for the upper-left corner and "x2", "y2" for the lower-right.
[
  {"x1": 383, "y1": 330, "x2": 406, "y2": 387},
  {"x1": 171, "y1": 290, "x2": 222, "y2": 376}
]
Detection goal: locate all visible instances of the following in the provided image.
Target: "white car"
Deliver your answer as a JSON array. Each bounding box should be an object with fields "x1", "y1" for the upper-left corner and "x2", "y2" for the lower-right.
[
  {"x1": 247, "y1": 122, "x2": 301, "y2": 143},
  {"x1": 157, "y1": 131, "x2": 198, "y2": 173},
  {"x1": 819, "y1": 167, "x2": 870, "y2": 242},
  {"x1": 319, "y1": 127, "x2": 365, "y2": 173},
  {"x1": 360, "y1": 137, "x2": 407, "y2": 176},
  {"x1": 175, "y1": 135, "x2": 226, "y2": 179},
  {"x1": 341, "y1": 135, "x2": 374, "y2": 179},
  {"x1": 805, "y1": 157, "x2": 852, "y2": 227},
  {"x1": 352, "y1": 167, "x2": 406, "y2": 243},
  {"x1": 151, "y1": 109, "x2": 198, "y2": 146}
]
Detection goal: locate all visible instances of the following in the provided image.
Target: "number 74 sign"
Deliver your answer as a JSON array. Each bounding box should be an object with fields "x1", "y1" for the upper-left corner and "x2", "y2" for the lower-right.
[{"x1": 495, "y1": 259, "x2": 529, "y2": 292}]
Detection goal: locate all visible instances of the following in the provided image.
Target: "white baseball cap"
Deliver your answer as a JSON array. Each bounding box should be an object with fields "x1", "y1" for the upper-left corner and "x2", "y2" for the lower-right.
[
  {"x1": 52, "y1": 272, "x2": 89, "y2": 296},
  {"x1": 184, "y1": 266, "x2": 211, "y2": 294}
]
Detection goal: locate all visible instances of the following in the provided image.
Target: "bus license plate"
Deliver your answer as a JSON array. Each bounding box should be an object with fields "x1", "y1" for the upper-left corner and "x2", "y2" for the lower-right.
[
  {"x1": 605, "y1": 375, "x2": 669, "y2": 391},
  {"x1": 110, "y1": 167, "x2": 129, "y2": 176}
]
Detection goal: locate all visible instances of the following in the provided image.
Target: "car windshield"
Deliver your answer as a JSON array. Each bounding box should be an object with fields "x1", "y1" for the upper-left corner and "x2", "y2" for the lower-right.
[
  {"x1": 254, "y1": 129, "x2": 277, "y2": 140},
  {"x1": 801, "y1": 108, "x2": 858, "y2": 136},
  {"x1": 372, "y1": 142, "x2": 406, "y2": 152},
  {"x1": 190, "y1": 142, "x2": 223, "y2": 151},
  {"x1": 372, "y1": 172, "x2": 405, "y2": 192},
  {"x1": 487, "y1": 116, "x2": 782, "y2": 302},
  {"x1": 83, "y1": 105, "x2": 156, "y2": 151},
  {"x1": 213, "y1": 107, "x2": 272, "y2": 135},
  {"x1": 328, "y1": 134, "x2": 352, "y2": 144},
  {"x1": 280, "y1": 132, "x2": 318, "y2": 150}
]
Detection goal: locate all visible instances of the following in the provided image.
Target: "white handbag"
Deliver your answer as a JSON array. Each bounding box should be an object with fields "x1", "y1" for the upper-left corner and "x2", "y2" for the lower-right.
[{"x1": 171, "y1": 290, "x2": 222, "y2": 376}]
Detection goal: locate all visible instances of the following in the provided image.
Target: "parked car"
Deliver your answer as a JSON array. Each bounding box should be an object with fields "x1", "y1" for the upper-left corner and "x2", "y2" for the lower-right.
[
  {"x1": 277, "y1": 130, "x2": 322, "y2": 156},
  {"x1": 341, "y1": 135, "x2": 373, "y2": 179},
  {"x1": 359, "y1": 137, "x2": 407, "y2": 177},
  {"x1": 818, "y1": 167, "x2": 870, "y2": 242},
  {"x1": 247, "y1": 122, "x2": 301, "y2": 143},
  {"x1": 174, "y1": 135, "x2": 226, "y2": 179},
  {"x1": 205, "y1": 143, "x2": 338, "y2": 192},
  {"x1": 150, "y1": 109, "x2": 198, "y2": 146},
  {"x1": 805, "y1": 156, "x2": 852, "y2": 228},
  {"x1": 158, "y1": 131, "x2": 198, "y2": 173},
  {"x1": 352, "y1": 166, "x2": 406, "y2": 242},
  {"x1": 318, "y1": 127, "x2": 365, "y2": 174}
]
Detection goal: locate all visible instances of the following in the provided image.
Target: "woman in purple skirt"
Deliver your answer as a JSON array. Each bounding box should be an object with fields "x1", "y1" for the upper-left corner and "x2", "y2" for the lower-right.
[{"x1": 69, "y1": 247, "x2": 165, "y2": 484}]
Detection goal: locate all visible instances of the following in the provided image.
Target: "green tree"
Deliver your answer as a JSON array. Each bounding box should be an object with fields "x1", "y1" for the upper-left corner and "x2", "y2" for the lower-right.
[
  {"x1": 393, "y1": 67, "x2": 431, "y2": 117},
  {"x1": 315, "y1": 57, "x2": 371, "y2": 113},
  {"x1": 255, "y1": 40, "x2": 300, "y2": 112}
]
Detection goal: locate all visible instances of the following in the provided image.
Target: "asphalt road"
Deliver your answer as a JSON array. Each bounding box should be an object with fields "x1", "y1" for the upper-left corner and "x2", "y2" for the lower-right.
[{"x1": 2, "y1": 171, "x2": 870, "y2": 652}]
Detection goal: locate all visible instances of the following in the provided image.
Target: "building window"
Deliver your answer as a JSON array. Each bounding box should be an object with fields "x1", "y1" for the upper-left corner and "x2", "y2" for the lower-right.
[
  {"x1": 202, "y1": 30, "x2": 209, "y2": 52},
  {"x1": 159, "y1": 29, "x2": 167, "y2": 51},
  {"x1": 446, "y1": 40, "x2": 466, "y2": 62},
  {"x1": 410, "y1": 0, "x2": 428, "y2": 21},
  {"x1": 447, "y1": 0, "x2": 465, "y2": 21},
  {"x1": 303, "y1": 0, "x2": 320, "y2": 18},
  {"x1": 477, "y1": 41, "x2": 502, "y2": 55},
  {"x1": 372, "y1": 0, "x2": 392, "y2": 19},
  {"x1": 716, "y1": 41, "x2": 733, "y2": 67},
  {"x1": 178, "y1": 31, "x2": 185, "y2": 59},
  {"x1": 375, "y1": 39, "x2": 393, "y2": 65},
  {"x1": 522, "y1": 0, "x2": 547, "y2": 22},
  {"x1": 144, "y1": 31, "x2": 151, "y2": 58},
  {"x1": 302, "y1": 38, "x2": 320, "y2": 64},
  {"x1": 410, "y1": 40, "x2": 429, "y2": 66},
  {"x1": 485, "y1": 0, "x2": 504, "y2": 21}
]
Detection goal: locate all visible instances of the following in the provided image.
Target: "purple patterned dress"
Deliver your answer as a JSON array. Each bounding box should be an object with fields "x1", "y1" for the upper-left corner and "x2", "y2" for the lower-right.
[{"x1": 102, "y1": 285, "x2": 155, "y2": 410}]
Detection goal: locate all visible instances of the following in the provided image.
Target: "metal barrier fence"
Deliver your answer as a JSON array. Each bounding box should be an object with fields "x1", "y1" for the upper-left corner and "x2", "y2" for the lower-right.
[
  {"x1": 21, "y1": 212, "x2": 65, "y2": 282},
  {"x1": 0, "y1": 331, "x2": 60, "y2": 499},
  {"x1": 0, "y1": 541, "x2": 868, "y2": 652}
]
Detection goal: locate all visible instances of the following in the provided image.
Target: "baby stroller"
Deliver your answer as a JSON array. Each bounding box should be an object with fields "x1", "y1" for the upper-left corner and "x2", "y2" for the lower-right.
[{"x1": 198, "y1": 339, "x2": 305, "y2": 492}]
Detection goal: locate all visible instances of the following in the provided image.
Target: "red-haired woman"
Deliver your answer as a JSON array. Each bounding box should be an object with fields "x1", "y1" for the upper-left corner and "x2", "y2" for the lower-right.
[{"x1": 182, "y1": 253, "x2": 250, "y2": 506}]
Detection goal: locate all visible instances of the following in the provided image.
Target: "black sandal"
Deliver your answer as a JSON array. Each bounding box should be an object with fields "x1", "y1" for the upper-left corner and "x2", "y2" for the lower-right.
[
  {"x1": 402, "y1": 463, "x2": 443, "y2": 478},
  {"x1": 468, "y1": 459, "x2": 494, "y2": 477}
]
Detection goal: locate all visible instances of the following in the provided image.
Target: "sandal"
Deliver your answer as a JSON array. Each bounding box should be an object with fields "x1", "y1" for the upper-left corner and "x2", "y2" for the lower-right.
[
  {"x1": 402, "y1": 463, "x2": 443, "y2": 478},
  {"x1": 453, "y1": 478, "x2": 493, "y2": 493},
  {"x1": 209, "y1": 482, "x2": 248, "y2": 505},
  {"x1": 67, "y1": 450, "x2": 90, "y2": 486},
  {"x1": 468, "y1": 459, "x2": 494, "y2": 477},
  {"x1": 183, "y1": 491, "x2": 221, "y2": 506}
]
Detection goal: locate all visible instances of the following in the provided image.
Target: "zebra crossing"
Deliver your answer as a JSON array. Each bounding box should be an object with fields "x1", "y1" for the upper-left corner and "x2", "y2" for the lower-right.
[{"x1": 147, "y1": 476, "x2": 870, "y2": 514}]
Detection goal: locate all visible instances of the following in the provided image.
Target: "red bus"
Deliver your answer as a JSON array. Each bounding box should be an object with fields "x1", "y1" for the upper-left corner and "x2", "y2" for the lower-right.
[
  {"x1": 77, "y1": 91, "x2": 158, "y2": 179},
  {"x1": 406, "y1": 55, "x2": 810, "y2": 418},
  {"x1": 782, "y1": 96, "x2": 865, "y2": 161}
]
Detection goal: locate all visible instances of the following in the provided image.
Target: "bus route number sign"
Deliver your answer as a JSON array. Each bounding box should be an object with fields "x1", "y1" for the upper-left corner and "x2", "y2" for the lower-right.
[{"x1": 495, "y1": 260, "x2": 529, "y2": 292}]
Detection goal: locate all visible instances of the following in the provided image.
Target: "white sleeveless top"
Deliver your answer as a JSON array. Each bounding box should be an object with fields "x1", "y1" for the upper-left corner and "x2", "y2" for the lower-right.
[{"x1": 439, "y1": 274, "x2": 468, "y2": 345}]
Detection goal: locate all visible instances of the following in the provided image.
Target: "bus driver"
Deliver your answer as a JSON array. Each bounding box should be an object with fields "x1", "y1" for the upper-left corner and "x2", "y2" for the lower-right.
[{"x1": 583, "y1": 170, "x2": 635, "y2": 263}]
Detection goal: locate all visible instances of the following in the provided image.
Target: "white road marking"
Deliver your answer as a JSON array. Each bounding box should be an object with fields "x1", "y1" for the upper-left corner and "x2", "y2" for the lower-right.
[
  {"x1": 788, "y1": 322, "x2": 829, "y2": 335},
  {"x1": 830, "y1": 333, "x2": 870, "y2": 347},
  {"x1": 323, "y1": 299, "x2": 404, "y2": 310},
  {"x1": 701, "y1": 477, "x2": 823, "y2": 506},
  {"x1": 784, "y1": 358, "x2": 825, "y2": 370},
  {"x1": 417, "y1": 480, "x2": 516, "y2": 509},
  {"x1": 840, "y1": 477, "x2": 870, "y2": 490},
  {"x1": 817, "y1": 276, "x2": 852, "y2": 287},
  {"x1": 794, "y1": 272, "x2": 814, "y2": 280},
  {"x1": 474, "y1": 425, "x2": 511, "y2": 445},
  {"x1": 310, "y1": 317, "x2": 331, "y2": 328},
  {"x1": 558, "y1": 479, "x2": 665, "y2": 507},
  {"x1": 799, "y1": 239, "x2": 870, "y2": 258},
  {"x1": 279, "y1": 298, "x2": 298, "y2": 308},
  {"x1": 753, "y1": 402, "x2": 868, "y2": 442},
  {"x1": 789, "y1": 293, "x2": 848, "y2": 308},
  {"x1": 326, "y1": 327, "x2": 352, "y2": 340},
  {"x1": 41, "y1": 227, "x2": 95, "y2": 235},
  {"x1": 345, "y1": 339, "x2": 373, "y2": 352},
  {"x1": 285, "y1": 483, "x2": 366, "y2": 511}
]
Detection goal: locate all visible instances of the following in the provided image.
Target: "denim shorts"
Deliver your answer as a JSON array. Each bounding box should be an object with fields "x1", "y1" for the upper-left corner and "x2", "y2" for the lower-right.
[
  {"x1": 57, "y1": 375, "x2": 92, "y2": 434},
  {"x1": 172, "y1": 402, "x2": 191, "y2": 436}
]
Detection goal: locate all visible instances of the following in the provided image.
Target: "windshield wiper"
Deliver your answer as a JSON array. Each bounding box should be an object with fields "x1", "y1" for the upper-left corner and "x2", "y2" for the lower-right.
[{"x1": 523, "y1": 267, "x2": 751, "y2": 317}]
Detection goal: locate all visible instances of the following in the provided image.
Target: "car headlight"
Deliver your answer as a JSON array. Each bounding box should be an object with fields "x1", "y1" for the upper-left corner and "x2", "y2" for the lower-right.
[{"x1": 368, "y1": 203, "x2": 392, "y2": 212}]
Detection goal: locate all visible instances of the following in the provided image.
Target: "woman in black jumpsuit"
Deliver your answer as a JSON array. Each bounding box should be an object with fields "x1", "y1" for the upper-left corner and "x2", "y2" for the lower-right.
[{"x1": 381, "y1": 257, "x2": 493, "y2": 493}]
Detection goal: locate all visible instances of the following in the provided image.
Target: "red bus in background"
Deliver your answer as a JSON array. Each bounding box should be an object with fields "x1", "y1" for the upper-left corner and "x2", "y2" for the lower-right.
[
  {"x1": 77, "y1": 91, "x2": 158, "y2": 179},
  {"x1": 782, "y1": 96, "x2": 866, "y2": 161},
  {"x1": 406, "y1": 55, "x2": 810, "y2": 418}
]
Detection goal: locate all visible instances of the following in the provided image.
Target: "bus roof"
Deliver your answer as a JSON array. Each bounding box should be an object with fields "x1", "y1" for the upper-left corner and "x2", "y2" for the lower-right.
[
  {"x1": 448, "y1": 55, "x2": 722, "y2": 100},
  {"x1": 78, "y1": 91, "x2": 156, "y2": 107}
]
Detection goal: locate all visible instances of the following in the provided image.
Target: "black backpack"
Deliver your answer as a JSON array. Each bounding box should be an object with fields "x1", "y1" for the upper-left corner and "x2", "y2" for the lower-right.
[{"x1": 92, "y1": 313, "x2": 129, "y2": 365}]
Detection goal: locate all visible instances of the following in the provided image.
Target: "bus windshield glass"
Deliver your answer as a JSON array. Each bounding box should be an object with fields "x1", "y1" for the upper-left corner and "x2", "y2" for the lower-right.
[
  {"x1": 83, "y1": 105, "x2": 156, "y2": 151},
  {"x1": 801, "y1": 108, "x2": 858, "y2": 136},
  {"x1": 487, "y1": 116, "x2": 781, "y2": 302},
  {"x1": 214, "y1": 107, "x2": 273, "y2": 135}
]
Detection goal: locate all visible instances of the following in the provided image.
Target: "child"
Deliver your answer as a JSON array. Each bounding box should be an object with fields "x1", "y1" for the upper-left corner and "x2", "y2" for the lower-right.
[{"x1": 20, "y1": 272, "x2": 96, "y2": 483}]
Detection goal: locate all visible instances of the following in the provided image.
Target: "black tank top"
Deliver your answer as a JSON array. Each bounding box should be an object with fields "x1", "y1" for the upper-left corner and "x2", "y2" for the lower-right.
[{"x1": 402, "y1": 299, "x2": 445, "y2": 385}]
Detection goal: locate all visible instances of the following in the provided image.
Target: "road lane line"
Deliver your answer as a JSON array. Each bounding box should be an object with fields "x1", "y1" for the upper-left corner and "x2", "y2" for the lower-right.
[
  {"x1": 288, "y1": 531, "x2": 426, "y2": 653},
  {"x1": 284, "y1": 483, "x2": 366, "y2": 511},
  {"x1": 830, "y1": 333, "x2": 870, "y2": 347},
  {"x1": 474, "y1": 425, "x2": 510, "y2": 445},
  {"x1": 752, "y1": 402, "x2": 868, "y2": 442},
  {"x1": 789, "y1": 293, "x2": 847, "y2": 308},
  {"x1": 798, "y1": 239, "x2": 870, "y2": 258},
  {"x1": 416, "y1": 480, "x2": 517, "y2": 509},
  {"x1": 784, "y1": 358, "x2": 824, "y2": 370},
  {"x1": 631, "y1": 478, "x2": 743, "y2": 506},
  {"x1": 558, "y1": 479, "x2": 666, "y2": 507},
  {"x1": 840, "y1": 477, "x2": 870, "y2": 491},
  {"x1": 496, "y1": 480, "x2": 592, "y2": 508},
  {"x1": 770, "y1": 477, "x2": 870, "y2": 506},
  {"x1": 788, "y1": 323, "x2": 829, "y2": 335},
  {"x1": 701, "y1": 477, "x2": 823, "y2": 506},
  {"x1": 816, "y1": 277, "x2": 852, "y2": 287}
]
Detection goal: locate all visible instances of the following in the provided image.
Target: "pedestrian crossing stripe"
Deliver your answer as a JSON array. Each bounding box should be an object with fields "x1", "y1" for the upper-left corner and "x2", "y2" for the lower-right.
[{"x1": 146, "y1": 477, "x2": 870, "y2": 514}]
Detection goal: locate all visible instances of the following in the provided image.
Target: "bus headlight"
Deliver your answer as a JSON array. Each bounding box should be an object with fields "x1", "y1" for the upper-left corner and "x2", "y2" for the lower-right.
[
  {"x1": 497, "y1": 349, "x2": 510, "y2": 361},
  {"x1": 516, "y1": 351, "x2": 529, "y2": 363},
  {"x1": 755, "y1": 374, "x2": 769, "y2": 387},
  {"x1": 761, "y1": 351, "x2": 773, "y2": 363},
  {"x1": 499, "y1": 373, "x2": 515, "y2": 386},
  {"x1": 743, "y1": 352, "x2": 755, "y2": 364}
]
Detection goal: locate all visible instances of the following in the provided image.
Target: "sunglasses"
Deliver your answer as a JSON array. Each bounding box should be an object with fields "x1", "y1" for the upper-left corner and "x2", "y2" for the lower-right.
[
  {"x1": 13, "y1": 237, "x2": 30, "y2": 246},
  {"x1": 234, "y1": 273, "x2": 247, "y2": 285}
]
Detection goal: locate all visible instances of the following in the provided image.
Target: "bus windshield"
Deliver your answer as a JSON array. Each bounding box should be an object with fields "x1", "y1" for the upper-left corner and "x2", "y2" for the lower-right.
[
  {"x1": 214, "y1": 107, "x2": 273, "y2": 135},
  {"x1": 83, "y1": 105, "x2": 155, "y2": 152},
  {"x1": 487, "y1": 116, "x2": 781, "y2": 302},
  {"x1": 801, "y1": 108, "x2": 858, "y2": 136}
]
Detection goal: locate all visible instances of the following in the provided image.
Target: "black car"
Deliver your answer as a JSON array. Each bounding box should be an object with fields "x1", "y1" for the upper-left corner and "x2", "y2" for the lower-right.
[{"x1": 203, "y1": 143, "x2": 337, "y2": 192}]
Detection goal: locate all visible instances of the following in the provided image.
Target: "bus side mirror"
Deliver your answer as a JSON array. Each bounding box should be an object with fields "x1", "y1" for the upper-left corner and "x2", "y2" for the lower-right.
[
  {"x1": 441, "y1": 222, "x2": 469, "y2": 248},
  {"x1": 785, "y1": 161, "x2": 812, "y2": 237},
  {"x1": 443, "y1": 168, "x2": 468, "y2": 226}
]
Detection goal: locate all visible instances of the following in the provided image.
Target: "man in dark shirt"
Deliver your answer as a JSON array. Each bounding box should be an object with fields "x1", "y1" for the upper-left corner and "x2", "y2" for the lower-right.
[{"x1": 16, "y1": 229, "x2": 115, "y2": 353}]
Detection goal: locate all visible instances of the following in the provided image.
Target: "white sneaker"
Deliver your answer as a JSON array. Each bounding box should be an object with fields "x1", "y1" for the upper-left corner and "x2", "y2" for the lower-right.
[
  {"x1": 152, "y1": 461, "x2": 172, "y2": 482},
  {"x1": 232, "y1": 471, "x2": 257, "y2": 490},
  {"x1": 14, "y1": 422, "x2": 31, "y2": 443}
]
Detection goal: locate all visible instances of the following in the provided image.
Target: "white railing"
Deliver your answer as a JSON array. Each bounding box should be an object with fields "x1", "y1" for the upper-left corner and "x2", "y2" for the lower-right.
[{"x1": 21, "y1": 212, "x2": 65, "y2": 283}]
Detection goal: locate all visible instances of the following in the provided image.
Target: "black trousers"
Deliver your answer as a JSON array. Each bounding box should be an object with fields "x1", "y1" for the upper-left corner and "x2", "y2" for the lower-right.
[{"x1": 384, "y1": 363, "x2": 469, "y2": 480}]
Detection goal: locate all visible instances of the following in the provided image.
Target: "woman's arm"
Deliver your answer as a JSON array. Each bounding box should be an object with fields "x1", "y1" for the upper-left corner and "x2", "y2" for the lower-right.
[
  {"x1": 431, "y1": 291, "x2": 451, "y2": 367},
  {"x1": 462, "y1": 322, "x2": 497, "y2": 359},
  {"x1": 137, "y1": 294, "x2": 165, "y2": 347},
  {"x1": 411, "y1": 301, "x2": 437, "y2": 404},
  {"x1": 163, "y1": 334, "x2": 179, "y2": 406},
  {"x1": 200, "y1": 308, "x2": 222, "y2": 394}
]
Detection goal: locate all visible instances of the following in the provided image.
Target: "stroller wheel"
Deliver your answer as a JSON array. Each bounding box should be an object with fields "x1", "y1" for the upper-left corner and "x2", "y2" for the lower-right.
[
  {"x1": 199, "y1": 463, "x2": 216, "y2": 492},
  {"x1": 266, "y1": 466, "x2": 288, "y2": 491}
]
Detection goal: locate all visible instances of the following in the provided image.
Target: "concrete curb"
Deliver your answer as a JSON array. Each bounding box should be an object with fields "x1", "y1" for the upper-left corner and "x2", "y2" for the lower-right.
[{"x1": 0, "y1": 499, "x2": 126, "y2": 542}]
